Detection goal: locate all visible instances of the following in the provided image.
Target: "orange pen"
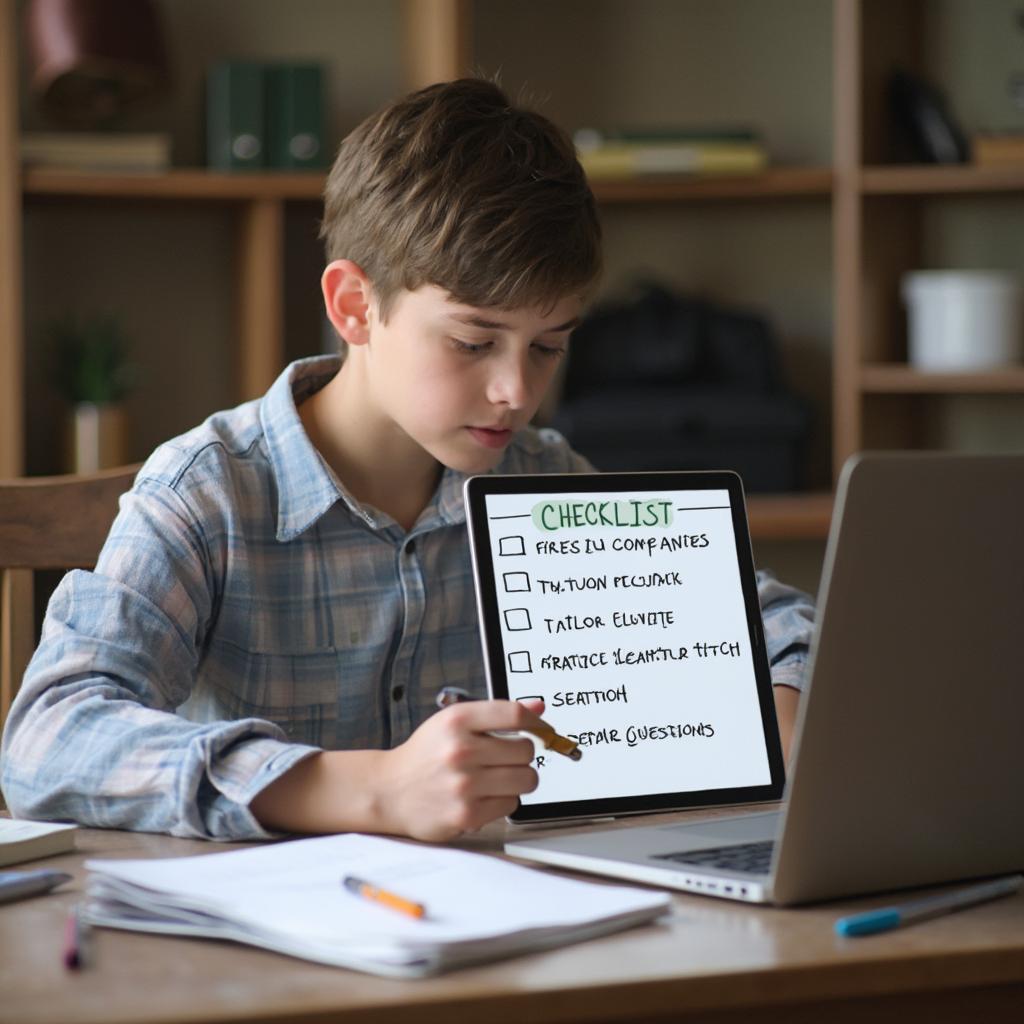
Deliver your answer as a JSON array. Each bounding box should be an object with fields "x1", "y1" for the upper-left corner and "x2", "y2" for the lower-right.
[{"x1": 343, "y1": 875, "x2": 426, "y2": 919}]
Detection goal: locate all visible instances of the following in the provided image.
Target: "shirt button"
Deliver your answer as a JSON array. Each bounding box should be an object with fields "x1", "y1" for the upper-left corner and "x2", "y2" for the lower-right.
[
  {"x1": 406, "y1": 539, "x2": 416, "y2": 555},
  {"x1": 391, "y1": 685, "x2": 405, "y2": 702}
]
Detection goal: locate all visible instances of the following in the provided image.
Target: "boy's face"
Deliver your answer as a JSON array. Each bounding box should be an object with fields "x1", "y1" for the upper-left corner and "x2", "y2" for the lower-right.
[{"x1": 363, "y1": 285, "x2": 582, "y2": 475}]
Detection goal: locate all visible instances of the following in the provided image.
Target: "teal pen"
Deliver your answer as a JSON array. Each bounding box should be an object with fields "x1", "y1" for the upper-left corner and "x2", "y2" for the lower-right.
[{"x1": 834, "y1": 874, "x2": 1023, "y2": 937}]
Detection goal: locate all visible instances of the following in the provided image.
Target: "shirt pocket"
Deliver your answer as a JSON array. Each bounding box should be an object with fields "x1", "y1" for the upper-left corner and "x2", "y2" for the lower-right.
[{"x1": 200, "y1": 637, "x2": 341, "y2": 748}]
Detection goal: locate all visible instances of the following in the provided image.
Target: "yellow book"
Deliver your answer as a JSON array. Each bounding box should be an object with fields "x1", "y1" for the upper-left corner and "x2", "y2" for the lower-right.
[
  {"x1": 972, "y1": 134, "x2": 1024, "y2": 168},
  {"x1": 578, "y1": 142, "x2": 767, "y2": 180}
]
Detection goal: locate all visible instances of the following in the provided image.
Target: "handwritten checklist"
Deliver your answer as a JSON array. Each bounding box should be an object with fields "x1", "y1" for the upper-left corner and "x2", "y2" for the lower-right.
[{"x1": 480, "y1": 488, "x2": 773, "y2": 805}]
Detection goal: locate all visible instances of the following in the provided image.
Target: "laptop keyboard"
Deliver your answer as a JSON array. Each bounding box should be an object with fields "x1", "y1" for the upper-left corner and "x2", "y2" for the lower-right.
[{"x1": 653, "y1": 839, "x2": 775, "y2": 875}]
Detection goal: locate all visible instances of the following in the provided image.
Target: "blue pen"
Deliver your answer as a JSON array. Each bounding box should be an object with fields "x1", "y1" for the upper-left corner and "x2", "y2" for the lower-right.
[
  {"x1": 0, "y1": 869, "x2": 72, "y2": 905},
  {"x1": 834, "y1": 874, "x2": 1023, "y2": 937}
]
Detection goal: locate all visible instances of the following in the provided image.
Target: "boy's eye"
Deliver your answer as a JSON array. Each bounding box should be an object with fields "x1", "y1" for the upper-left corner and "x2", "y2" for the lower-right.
[
  {"x1": 450, "y1": 338, "x2": 493, "y2": 355},
  {"x1": 533, "y1": 342, "x2": 567, "y2": 359}
]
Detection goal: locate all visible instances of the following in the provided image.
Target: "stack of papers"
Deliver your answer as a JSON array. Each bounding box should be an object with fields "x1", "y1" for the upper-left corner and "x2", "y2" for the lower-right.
[{"x1": 85, "y1": 834, "x2": 671, "y2": 977}]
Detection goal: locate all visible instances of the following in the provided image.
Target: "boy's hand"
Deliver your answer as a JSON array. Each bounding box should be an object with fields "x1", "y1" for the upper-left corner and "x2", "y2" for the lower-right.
[{"x1": 378, "y1": 698, "x2": 544, "y2": 842}]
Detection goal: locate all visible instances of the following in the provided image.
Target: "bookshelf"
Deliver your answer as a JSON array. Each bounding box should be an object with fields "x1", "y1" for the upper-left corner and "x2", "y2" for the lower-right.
[
  {"x1": 833, "y1": 0, "x2": 1024, "y2": 466},
  {"x1": 4, "y1": 0, "x2": 1023, "y2": 545}
]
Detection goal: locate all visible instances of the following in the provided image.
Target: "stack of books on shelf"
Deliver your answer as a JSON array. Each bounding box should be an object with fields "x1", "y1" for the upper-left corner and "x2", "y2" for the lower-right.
[
  {"x1": 972, "y1": 133, "x2": 1024, "y2": 169},
  {"x1": 20, "y1": 132, "x2": 171, "y2": 172},
  {"x1": 573, "y1": 127, "x2": 768, "y2": 180}
]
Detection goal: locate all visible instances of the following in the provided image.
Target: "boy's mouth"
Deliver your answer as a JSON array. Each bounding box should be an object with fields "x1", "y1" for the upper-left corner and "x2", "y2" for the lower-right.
[{"x1": 467, "y1": 426, "x2": 514, "y2": 449}]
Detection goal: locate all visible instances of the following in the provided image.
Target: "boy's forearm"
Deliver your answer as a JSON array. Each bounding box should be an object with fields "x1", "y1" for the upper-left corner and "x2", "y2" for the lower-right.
[
  {"x1": 773, "y1": 684, "x2": 800, "y2": 766},
  {"x1": 249, "y1": 750, "x2": 391, "y2": 835}
]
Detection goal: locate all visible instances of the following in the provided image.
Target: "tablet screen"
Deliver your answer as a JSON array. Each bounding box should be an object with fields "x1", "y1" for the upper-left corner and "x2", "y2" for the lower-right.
[{"x1": 465, "y1": 472, "x2": 784, "y2": 821}]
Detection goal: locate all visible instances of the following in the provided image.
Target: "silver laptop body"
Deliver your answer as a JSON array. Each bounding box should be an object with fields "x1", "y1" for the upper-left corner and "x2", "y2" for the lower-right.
[{"x1": 505, "y1": 453, "x2": 1024, "y2": 905}]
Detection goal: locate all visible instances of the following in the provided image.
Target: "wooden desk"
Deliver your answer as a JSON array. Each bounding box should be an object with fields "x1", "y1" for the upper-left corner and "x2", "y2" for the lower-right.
[{"x1": 2, "y1": 813, "x2": 1023, "y2": 1024}]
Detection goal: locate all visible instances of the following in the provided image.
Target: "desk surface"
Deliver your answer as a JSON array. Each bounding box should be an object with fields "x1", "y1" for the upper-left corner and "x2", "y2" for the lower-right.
[{"x1": 3, "y1": 811, "x2": 1024, "y2": 1024}]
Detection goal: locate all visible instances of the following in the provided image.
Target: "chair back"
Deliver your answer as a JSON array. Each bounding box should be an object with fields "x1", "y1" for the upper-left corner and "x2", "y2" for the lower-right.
[{"x1": 0, "y1": 465, "x2": 139, "y2": 731}]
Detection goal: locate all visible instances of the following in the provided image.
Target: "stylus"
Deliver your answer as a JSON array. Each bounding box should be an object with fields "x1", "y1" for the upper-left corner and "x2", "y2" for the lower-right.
[
  {"x1": 435, "y1": 686, "x2": 583, "y2": 761},
  {"x1": 834, "y1": 874, "x2": 1022, "y2": 937}
]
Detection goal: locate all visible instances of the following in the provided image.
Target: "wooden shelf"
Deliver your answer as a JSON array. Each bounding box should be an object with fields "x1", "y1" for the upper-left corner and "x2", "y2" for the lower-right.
[
  {"x1": 746, "y1": 493, "x2": 832, "y2": 541},
  {"x1": 590, "y1": 167, "x2": 833, "y2": 203},
  {"x1": 860, "y1": 165, "x2": 1024, "y2": 196},
  {"x1": 22, "y1": 167, "x2": 326, "y2": 201},
  {"x1": 861, "y1": 365, "x2": 1024, "y2": 394},
  {"x1": 20, "y1": 166, "x2": 837, "y2": 204}
]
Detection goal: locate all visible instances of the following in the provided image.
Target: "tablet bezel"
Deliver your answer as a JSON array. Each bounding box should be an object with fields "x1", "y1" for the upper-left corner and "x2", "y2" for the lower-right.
[{"x1": 464, "y1": 470, "x2": 786, "y2": 823}]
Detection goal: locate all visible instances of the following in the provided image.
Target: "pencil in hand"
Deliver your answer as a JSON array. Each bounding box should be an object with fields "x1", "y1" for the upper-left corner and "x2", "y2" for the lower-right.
[{"x1": 435, "y1": 686, "x2": 583, "y2": 761}]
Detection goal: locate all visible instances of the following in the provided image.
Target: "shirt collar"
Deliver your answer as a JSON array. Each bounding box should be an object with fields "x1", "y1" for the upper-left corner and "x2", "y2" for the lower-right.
[
  {"x1": 260, "y1": 356, "x2": 520, "y2": 540},
  {"x1": 261, "y1": 356, "x2": 369, "y2": 542},
  {"x1": 434, "y1": 465, "x2": 469, "y2": 526}
]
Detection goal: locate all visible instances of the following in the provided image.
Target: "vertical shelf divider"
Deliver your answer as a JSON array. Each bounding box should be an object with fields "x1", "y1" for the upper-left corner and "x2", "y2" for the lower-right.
[
  {"x1": 0, "y1": 0, "x2": 23, "y2": 477},
  {"x1": 236, "y1": 198, "x2": 285, "y2": 402},
  {"x1": 832, "y1": 0, "x2": 863, "y2": 478},
  {"x1": 401, "y1": 0, "x2": 472, "y2": 90}
]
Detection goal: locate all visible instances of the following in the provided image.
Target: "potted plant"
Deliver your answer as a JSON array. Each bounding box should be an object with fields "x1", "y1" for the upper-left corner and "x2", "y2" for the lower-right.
[{"x1": 51, "y1": 313, "x2": 134, "y2": 472}]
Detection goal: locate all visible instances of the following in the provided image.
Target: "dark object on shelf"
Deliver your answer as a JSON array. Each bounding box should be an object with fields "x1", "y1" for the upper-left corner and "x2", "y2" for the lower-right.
[
  {"x1": 554, "y1": 284, "x2": 811, "y2": 493},
  {"x1": 888, "y1": 69, "x2": 969, "y2": 164},
  {"x1": 207, "y1": 61, "x2": 267, "y2": 171},
  {"x1": 22, "y1": 0, "x2": 168, "y2": 128},
  {"x1": 207, "y1": 62, "x2": 328, "y2": 172},
  {"x1": 267, "y1": 64, "x2": 327, "y2": 170}
]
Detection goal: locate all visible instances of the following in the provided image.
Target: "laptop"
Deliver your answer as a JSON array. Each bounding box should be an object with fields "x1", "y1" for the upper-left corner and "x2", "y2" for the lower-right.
[{"x1": 467, "y1": 453, "x2": 1024, "y2": 905}]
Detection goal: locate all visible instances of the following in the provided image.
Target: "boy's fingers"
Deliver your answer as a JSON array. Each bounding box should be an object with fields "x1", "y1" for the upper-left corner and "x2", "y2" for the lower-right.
[
  {"x1": 475, "y1": 765, "x2": 539, "y2": 797},
  {"x1": 517, "y1": 697, "x2": 545, "y2": 715},
  {"x1": 474, "y1": 734, "x2": 536, "y2": 766},
  {"x1": 465, "y1": 795, "x2": 522, "y2": 831},
  {"x1": 447, "y1": 698, "x2": 543, "y2": 733}
]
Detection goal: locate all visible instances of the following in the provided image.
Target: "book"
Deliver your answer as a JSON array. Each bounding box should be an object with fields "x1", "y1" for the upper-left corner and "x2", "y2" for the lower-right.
[
  {"x1": 84, "y1": 833, "x2": 671, "y2": 977},
  {"x1": 577, "y1": 142, "x2": 768, "y2": 179},
  {"x1": 573, "y1": 127, "x2": 768, "y2": 179},
  {"x1": 266, "y1": 63, "x2": 326, "y2": 169},
  {"x1": 206, "y1": 61, "x2": 266, "y2": 171},
  {"x1": 20, "y1": 133, "x2": 171, "y2": 172},
  {"x1": 972, "y1": 133, "x2": 1024, "y2": 168},
  {"x1": 0, "y1": 819, "x2": 77, "y2": 868},
  {"x1": 574, "y1": 126, "x2": 760, "y2": 147}
]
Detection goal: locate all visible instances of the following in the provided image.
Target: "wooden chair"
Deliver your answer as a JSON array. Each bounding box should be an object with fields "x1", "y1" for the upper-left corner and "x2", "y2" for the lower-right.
[{"x1": 0, "y1": 465, "x2": 139, "y2": 732}]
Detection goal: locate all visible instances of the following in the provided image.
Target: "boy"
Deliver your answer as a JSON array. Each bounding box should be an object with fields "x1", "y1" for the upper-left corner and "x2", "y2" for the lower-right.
[{"x1": 0, "y1": 80, "x2": 813, "y2": 842}]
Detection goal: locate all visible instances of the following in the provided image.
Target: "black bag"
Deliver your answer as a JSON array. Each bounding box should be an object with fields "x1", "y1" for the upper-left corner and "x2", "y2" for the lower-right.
[{"x1": 554, "y1": 284, "x2": 811, "y2": 492}]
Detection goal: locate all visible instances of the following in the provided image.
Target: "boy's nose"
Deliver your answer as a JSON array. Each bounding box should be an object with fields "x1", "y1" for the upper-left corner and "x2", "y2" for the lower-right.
[{"x1": 487, "y1": 358, "x2": 530, "y2": 409}]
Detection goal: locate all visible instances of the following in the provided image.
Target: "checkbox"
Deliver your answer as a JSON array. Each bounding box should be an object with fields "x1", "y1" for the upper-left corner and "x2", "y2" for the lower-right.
[
  {"x1": 503, "y1": 608, "x2": 532, "y2": 632},
  {"x1": 508, "y1": 651, "x2": 533, "y2": 673},
  {"x1": 503, "y1": 572, "x2": 531, "y2": 593},
  {"x1": 498, "y1": 535, "x2": 526, "y2": 556}
]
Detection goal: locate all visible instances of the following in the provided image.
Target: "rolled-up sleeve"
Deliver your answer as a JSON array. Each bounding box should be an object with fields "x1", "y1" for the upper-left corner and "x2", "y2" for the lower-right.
[
  {"x1": 0, "y1": 478, "x2": 317, "y2": 840},
  {"x1": 756, "y1": 569, "x2": 815, "y2": 691}
]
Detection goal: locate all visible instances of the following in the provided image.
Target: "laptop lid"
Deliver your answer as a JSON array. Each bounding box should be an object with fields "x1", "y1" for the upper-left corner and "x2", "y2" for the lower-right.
[
  {"x1": 770, "y1": 452, "x2": 1024, "y2": 903},
  {"x1": 464, "y1": 470, "x2": 785, "y2": 823},
  {"x1": 501, "y1": 453, "x2": 1024, "y2": 906}
]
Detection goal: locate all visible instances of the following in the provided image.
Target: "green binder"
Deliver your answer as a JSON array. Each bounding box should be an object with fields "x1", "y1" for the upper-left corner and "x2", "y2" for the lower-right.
[
  {"x1": 206, "y1": 61, "x2": 266, "y2": 172},
  {"x1": 266, "y1": 64, "x2": 326, "y2": 170}
]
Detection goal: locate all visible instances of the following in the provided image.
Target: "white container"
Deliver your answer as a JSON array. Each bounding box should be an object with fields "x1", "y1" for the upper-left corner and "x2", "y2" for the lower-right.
[{"x1": 901, "y1": 270, "x2": 1024, "y2": 371}]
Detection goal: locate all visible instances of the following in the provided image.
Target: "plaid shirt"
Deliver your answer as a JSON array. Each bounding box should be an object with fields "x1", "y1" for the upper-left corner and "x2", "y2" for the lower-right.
[{"x1": 1, "y1": 357, "x2": 814, "y2": 840}]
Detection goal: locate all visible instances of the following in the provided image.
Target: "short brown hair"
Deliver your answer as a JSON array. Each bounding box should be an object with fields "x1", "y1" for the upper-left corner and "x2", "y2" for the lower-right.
[{"x1": 320, "y1": 78, "x2": 602, "y2": 321}]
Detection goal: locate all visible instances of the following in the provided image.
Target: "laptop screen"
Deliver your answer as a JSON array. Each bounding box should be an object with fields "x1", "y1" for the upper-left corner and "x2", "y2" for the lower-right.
[{"x1": 465, "y1": 471, "x2": 784, "y2": 823}]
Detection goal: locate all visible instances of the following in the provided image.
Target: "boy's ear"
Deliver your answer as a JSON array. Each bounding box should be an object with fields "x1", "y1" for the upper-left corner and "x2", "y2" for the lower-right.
[{"x1": 321, "y1": 260, "x2": 374, "y2": 346}]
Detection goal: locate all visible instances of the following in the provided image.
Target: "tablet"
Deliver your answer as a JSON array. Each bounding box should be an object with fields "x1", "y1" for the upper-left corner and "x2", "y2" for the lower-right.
[{"x1": 464, "y1": 471, "x2": 785, "y2": 823}]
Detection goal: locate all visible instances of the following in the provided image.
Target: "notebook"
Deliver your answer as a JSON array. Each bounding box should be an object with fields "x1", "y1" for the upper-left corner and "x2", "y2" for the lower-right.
[
  {"x1": 464, "y1": 469, "x2": 785, "y2": 824},
  {"x1": 84, "y1": 833, "x2": 670, "y2": 976},
  {"x1": 503, "y1": 453, "x2": 1024, "y2": 905},
  {"x1": 0, "y1": 819, "x2": 77, "y2": 868}
]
